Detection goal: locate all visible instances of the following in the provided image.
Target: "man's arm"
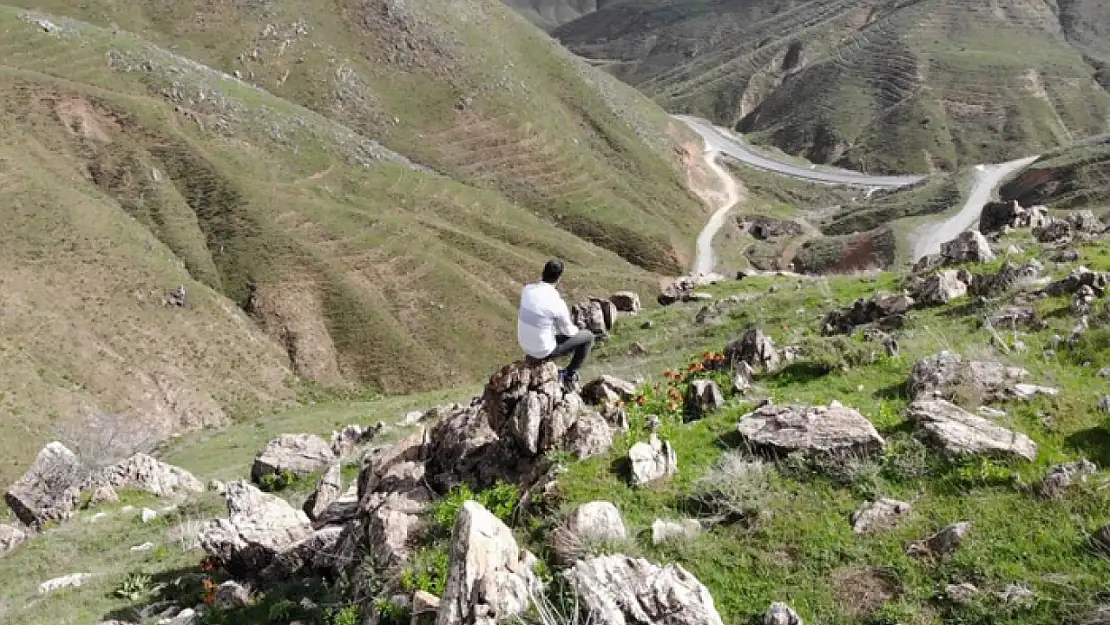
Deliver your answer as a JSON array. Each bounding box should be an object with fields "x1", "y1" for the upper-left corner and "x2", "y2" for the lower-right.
[{"x1": 552, "y1": 295, "x2": 579, "y2": 337}]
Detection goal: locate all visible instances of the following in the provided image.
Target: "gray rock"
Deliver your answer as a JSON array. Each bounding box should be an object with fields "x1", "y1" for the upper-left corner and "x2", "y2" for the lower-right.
[
  {"x1": 199, "y1": 480, "x2": 313, "y2": 576},
  {"x1": 907, "y1": 522, "x2": 972, "y2": 559},
  {"x1": 567, "y1": 410, "x2": 615, "y2": 460},
  {"x1": 1074, "y1": 285, "x2": 1097, "y2": 314},
  {"x1": 38, "y1": 572, "x2": 91, "y2": 594},
  {"x1": 685, "y1": 379, "x2": 725, "y2": 421},
  {"x1": 1034, "y1": 218, "x2": 1073, "y2": 243},
  {"x1": 553, "y1": 501, "x2": 628, "y2": 562},
  {"x1": 87, "y1": 484, "x2": 119, "y2": 508},
  {"x1": 303, "y1": 464, "x2": 342, "y2": 521},
  {"x1": 581, "y1": 375, "x2": 638, "y2": 406},
  {"x1": 158, "y1": 607, "x2": 198, "y2": 625},
  {"x1": 1102, "y1": 397, "x2": 1110, "y2": 414},
  {"x1": 413, "y1": 590, "x2": 441, "y2": 625},
  {"x1": 907, "y1": 400, "x2": 1037, "y2": 461},
  {"x1": 736, "y1": 403, "x2": 885, "y2": 459},
  {"x1": 851, "y1": 499, "x2": 912, "y2": 534},
  {"x1": 997, "y1": 584, "x2": 1035, "y2": 606},
  {"x1": 251, "y1": 434, "x2": 337, "y2": 484},
  {"x1": 908, "y1": 351, "x2": 1031, "y2": 403},
  {"x1": 725, "y1": 327, "x2": 780, "y2": 371},
  {"x1": 5, "y1": 442, "x2": 87, "y2": 528},
  {"x1": 94, "y1": 453, "x2": 204, "y2": 498},
  {"x1": 572, "y1": 299, "x2": 612, "y2": 338},
  {"x1": 1011, "y1": 383, "x2": 1060, "y2": 401},
  {"x1": 330, "y1": 424, "x2": 380, "y2": 458},
  {"x1": 609, "y1": 292, "x2": 641, "y2": 314},
  {"x1": 911, "y1": 269, "x2": 970, "y2": 306},
  {"x1": 628, "y1": 342, "x2": 648, "y2": 356},
  {"x1": 130, "y1": 542, "x2": 155, "y2": 552},
  {"x1": 313, "y1": 482, "x2": 359, "y2": 527},
  {"x1": 651, "y1": 519, "x2": 702, "y2": 545},
  {"x1": 1046, "y1": 266, "x2": 1110, "y2": 297},
  {"x1": 141, "y1": 508, "x2": 158, "y2": 523},
  {"x1": 365, "y1": 480, "x2": 431, "y2": 567},
  {"x1": 945, "y1": 582, "x2": 980, "y2": 605},
  {"x1": 207, "y1": 480, "x2": 226, "y2": 495},
  {"x1": 1069, "y1": 210, "x2": 1105, "y2": 234},
  {"x1": 436, "y1": 501, "x2": 539, "y2": 625},
  {"x1": 941, "y1": 230, "x2": 995, "y2": 264},
  {"x1": 1098, "y1": 367, "x2": 1110, "y2": 378},
  {"x1": 566, "y1": 555, "x2": 725, "y2": 625},
  {"x1": 215, "y1": 580, "x2": 251, "y2": 610},
  {"x1": 628, "y1": 434, "x2": 677, "y2": 486},
  {"x1": 764, "y1": 602, "x2": 803, "y2": 625},
  {"x1": 0, "y1": 522, "x2": 28, "y2": 554}
]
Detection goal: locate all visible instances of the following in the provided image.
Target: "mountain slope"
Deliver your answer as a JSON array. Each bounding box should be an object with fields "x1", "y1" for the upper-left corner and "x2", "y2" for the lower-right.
[
  {"x1": 503, "y1": 0, "x2": 604, "y2": 30},
  {"x1": 556, "y1": 0, "x2": 1110, "y2": 174},
  {"x1": 0, "y1": 3, "x2": 704, "y2": 484}
]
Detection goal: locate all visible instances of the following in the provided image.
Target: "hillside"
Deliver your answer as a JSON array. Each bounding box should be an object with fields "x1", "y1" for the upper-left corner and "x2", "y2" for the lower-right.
[
  {"x1": 1001, "y1": 134, "x2": 1110, "y2": 209},
  {"x1": 503, "y1": 0, "x2": 603, "y2": 30},
  {"x1": 6, "y1": 214, "x2": 1110, "y2": 625},
  {"x1": 555, "y1": 0, "x2": 1110, "y2": 174},
  {"x1": 0, "y1": 1, "x2": 707, "y2": 484}
]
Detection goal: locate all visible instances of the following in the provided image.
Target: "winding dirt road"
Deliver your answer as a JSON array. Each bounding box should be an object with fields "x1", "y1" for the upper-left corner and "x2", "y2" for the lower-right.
[{"x1": 692, "y1": 145, "x2": 743, "y2": 275}]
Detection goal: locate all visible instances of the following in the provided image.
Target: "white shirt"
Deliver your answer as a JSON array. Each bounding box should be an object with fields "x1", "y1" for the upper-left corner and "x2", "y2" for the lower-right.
[{"x1": 517, "y1": 282, "x2": 579, "y2": 358}]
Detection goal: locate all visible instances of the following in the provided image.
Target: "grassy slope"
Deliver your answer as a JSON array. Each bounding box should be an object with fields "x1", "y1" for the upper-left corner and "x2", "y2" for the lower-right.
[
  {"x1": 0, "y1": 2, "x2": 708, "y2": 484},
  {"x1": 9, "y1": 231, "x2": 1110, "y2": 625},
  {"x1": 556, "y1": 0, "x2": 1110, "y2": 174},
  {"x1": 1001, "y1": 134, "x2": 1110, "y2": 209}
]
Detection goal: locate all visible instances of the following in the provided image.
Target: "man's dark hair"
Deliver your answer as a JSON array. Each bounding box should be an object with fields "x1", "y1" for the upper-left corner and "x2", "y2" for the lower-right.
[{"x1": 542, "y1": 258, "x2": 564, "y2": 284}]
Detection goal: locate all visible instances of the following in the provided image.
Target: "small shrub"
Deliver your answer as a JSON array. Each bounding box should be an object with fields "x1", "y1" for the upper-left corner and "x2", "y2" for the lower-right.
[
  {"x1": 430, "y1": 481, "x2": 520, "y2": 534},
  {"x1": 114, "y1": 571, "x2": 153, "y2": 602},
  {"x1": 881, "y1": 435, "x2": 930, "y2": 482},
  {"x1": 690, "y1": 452, "x2": 774, "y2": 522},
  {"x1": 796, "y1": 335, "x2": 881, "y2": 373},
  {"x1": 375, "y1": 597, "x2": 411, "y2": 625},
  {"x1": 814, "y1": 455, "x2": 888, "y2": 499},
  {"x1": 400, "y1": 547, "x2": 450, "y2": 597},
  {"x1": 943, "y1": 456, "x2": 1017, "y2": 490},
  {"x1": 323, "y1": 604, "x2": 361, "y2": 625},
  {"x1": 259, "y1": 469, "x2": 300, "y2": 492},
  {"x1": 267, "y1": 599, "x2": 298, "y2": 623}
]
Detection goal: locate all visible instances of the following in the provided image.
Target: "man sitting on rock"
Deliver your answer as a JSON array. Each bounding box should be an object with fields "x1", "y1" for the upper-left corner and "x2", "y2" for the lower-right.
[{"x1": 517, "y1": 258, "x2": 594, "y2": 389}]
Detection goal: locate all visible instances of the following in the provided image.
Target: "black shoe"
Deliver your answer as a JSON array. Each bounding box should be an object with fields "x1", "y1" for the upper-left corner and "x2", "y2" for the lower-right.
[{"x1": 559, "y1": 369, "x2": 580, "y2": 391}]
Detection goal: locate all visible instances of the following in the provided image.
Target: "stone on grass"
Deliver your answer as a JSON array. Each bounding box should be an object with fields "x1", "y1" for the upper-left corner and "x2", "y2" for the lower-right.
[
  {"x1": 141, "y1": 508, "x2": 158, "y2": 523},
  {"x1": 609, "y1": 292, "x2": 641, "y2": 314},
  {"x1": 764, "y1": 602, "x2": 803, "y2": 625},
  {"x1": 851, "y1": 499, "x2": 912, "y2": 534},
  {"x1": 4, "y1": 442, "x2": 87, "y2": 528},
  {"x1": 553, "y1": 501, "x2": 628, "y2": 562},
  {"x1": 907, "y1": 400, "x2": 1037, "y2": 461},
  {"x1": 87, "y1": 484, "x2": 119, "y2": 508},
  {"x1": 199, "y1": 480, "x2": 313, "y2": 576},
  {"x1": 945, "y1": 583, "x2": 980, "y2": 605},
  {"x1": 907, "y1": 522, "x2": 972, "y2": 559},
  {"x1": 1039, "y1": 459, "x2": 1097, "y2": 498},
  {"x1": 581, "y1": 375, "x2": 638, "y2": 406},
  {"x1": 725, "y1": 328, "x2": 780, "y2": 371},
  {"x1": 941, "y1": 230, "x2": 995, "y2": 264},
  {"x1": 736, "y1": 403, "x2": 885, "y2": 459},
  {"x1": 94, "y1": 453, "x2": 204, "y2": 498},
  {"x1": 651, "y1": 519, "x2": 702, "y2": 545},
  {"x1": 251, "y1": 434, "x2": 337, "y2": 484},
  {"x1": 628, "y1": 434, "x2": 678, "y2": 486},
  {"x1": 39, "y1": 572, "x2": 91, "y2": 594},
  {"x1": 1, "y1": 522, "x2": 28, "y2": 554},
  {"x1": 566, "y1": 555, "x2": 725, "y2": 625},
  {"x1": 685, "y1": 379, "x2": 725, "y2": 421}
]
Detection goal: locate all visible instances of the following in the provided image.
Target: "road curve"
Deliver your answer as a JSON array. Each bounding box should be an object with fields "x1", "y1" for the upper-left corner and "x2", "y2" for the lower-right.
[
  {"x1": 693, "y1": 146, "x2": 742, "y2": 275},
  {"x1": 911, "y1": 155, "x2": 1040, "y2": 260},
  {"x1": 674, "y1": 115, "x2": 926, "y2": 189}
]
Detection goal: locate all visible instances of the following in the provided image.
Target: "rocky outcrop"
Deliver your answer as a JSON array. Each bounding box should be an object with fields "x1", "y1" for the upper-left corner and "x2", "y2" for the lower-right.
[
  {"x1": 330, "y1": 423, "x2": 381, "y2": 458},
  {"x1": 565, "y1": 555, "x2": 725, "y2": 625},
  {"x1": 199, "y1": 480, "x2": 313, "y2": 577},
  {"x1": 553, "y1": 501, "x2": 628, "y2": 562},
  {"x1": 765, "y1": 602, "x2": 803, "y2": 625},
  {"x1": 907, "y1": 400, "x2": 1037, "y2": 461},
  {"x1": 907, "y1": 522, "x2": 972, "y2": 559},
  {"x1": 969, "y1": 260, "x2": 1043, "y2": 298},
  {"x1": 736, "y1": 403, "x2": 885, "y2": 459},
  {"x1": 1, "y1": 522, "x2": 27, "y2": 554},
  {"x1": 1038, "y1": 459, "x2": 1097, "y2": 498},
  {"x1": 93, "y1": 453, "x2": 204, "y2": 498},
  {"x1": 979, "y1": 201, "x2": 1048, "y2": 234},
  {"x1": 436, "y1": 501, "x2": 540, "y2": 625},
  {"x1": 725, "y1": 327, "x2": 780, "y2": 371},
  {"x1": 609, "y1": 292, "x2": 641, "y2": 314},
  {"x1": 628, "y1": 434, "x2": 678, "y2": 486},
  {"x1": 1045, "y1": 266, "x2": 1110, "y2": 297},
  {"x1": 851, "y1": 499, "x2": 911, "y2": 534},
  {"x1": 909, "y1": 270, "x2": 970, "y2": 306},
  {"x1": 685, "y1": 379, "x2": 724, "y2": 421},
  {"x1": 5, "y1": 442, "x2": 87, "y2": 528},
  {"x1": 572, "y1": 298, "x2": 616, "y2": 338},
  {"x1": 908, "y1": 351, "x2": 1036, "y2": 404},
  {"x1": 940, "y1": 231, "x2": 995, "y2": 265},
  {"x1": 821, "y1": 293, "x2": 912, "y2": 335},
  {"x1": 581, "y1": 376, "x2": 637, "y2": 406},
  {"x1": 743, "y1": 216, "x2": 805, "y2": 240},
  {"x1": 303, "y1": 464, "x2": 342, "y2": 521},
  {"x1": 251, "y1": 434, "x2": 337, "y2": 484}
]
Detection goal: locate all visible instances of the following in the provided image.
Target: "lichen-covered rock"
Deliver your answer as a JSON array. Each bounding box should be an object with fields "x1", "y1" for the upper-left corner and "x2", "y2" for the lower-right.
[
  {"x1": 199, "y1": 480, "x2": 313, "y2": 576},
  {"x1": 725, "y1": 328, "x2": 780, "y2": 371},
  {"x1": 851, "y1": 499, "x2": 911, "y2": 534},
  {"x1": 5, "y1": 442, "x2": 87, "y2": 528},
  {"x1": 907, "y1": 522, "x2": 972, "y2": 559},
  {"x1": 685, "y1": 379, "x2": 725, "y2": 421},
  {"x1": 736, "y1": 403, "x2": 885, "y2": 459},
  {"x1": 565, "y1": 555, "x2": 725, "y2": 625},
  {"x1": 251, "y1": 434, "x2": 337, "y2": 484},
  {"x1": 628, "y1": 434, "x2": 678, "y2": 486},
  {"x1": 907, "y1": 400, "x2": 1037, "y2": 461},
  {"x1": 94, "y1": 453, "x2": 204, "y2": 498}
]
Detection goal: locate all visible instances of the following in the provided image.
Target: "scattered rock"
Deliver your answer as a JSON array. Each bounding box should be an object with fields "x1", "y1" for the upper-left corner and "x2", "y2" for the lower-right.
[
  {"x1": 908, "y1": 351, "x2": 1033, "y2": 404},
  {"x1": 158, "y1": 607, "x2": 197, "y2": 625},
  {"x1": 130, "y1": 542, "x2": 155, "y2": 552},
  {"x1": 945, "y1": 582, "x2": 980, "y2": 605},
  {"x1": 609, "y1": 292, "x2": 641, "y2": 314},
  {"x1": 4, "y1": 442, "x2": 87, "y2": 528},
  {"x1": 1045, "y1": 266, "x2": 1110, "y2": 297},
  {"x1": 436, "y1": 501, "x2": 540, "y2": 625},
  {"x1": 1074, "y1": 285, "x2": 1097, "y2": 314},
  {"x1": 907, "y1": 522, "x2": 972, "y2": 559},
  {"x1": 313, "y1": 483, "x2": 360, "y2": 527},
  {"x1": 685, "y1": 379, "x2": 724, "y2": 421},
  {"x1": 87, "y1": 484, "x2": 120, "y2": 508},
  {"x1": 303, "y1": 464, "x2": 342, "y2": 521},
  {"x1": 628, "y1": 341, "x2": 648, "y2": 356},
  {"x1": 0, "y1": 522, "x2": 28, "y2": 554},
  {"x1": 553, "y1": 501, "x2": 628, "y2": 562},
  {"x1": 412, "y1": 590, "x2": 441, "y2": 625},
  {"x1": 907, "y1": 400, "x2": 1037, "y2": 461},
  {"x1": 251, "y1": 434, "x2": 337, "y2": 484},
  {"x1": 141, "y1": 508, "x2": 158, "y2": 523},
  {"x1": 1052, "y1": 248, "x2": 1081, "y2": 263},
  {"x1": 764, "y1": 602, "x2": 803, "y2": 625},
  {"x1": 997, "y1": 584, "x2": 1035, "y2": 606},
  {"x1": 572, "y1": 298, "x2": 616, "y2": 338},
  {"x1": 941, "y1": 230, "x2": 995, "y2": 265},
  {"x1": 207, "y1": 480, "x2": 226, "y2": 494},
  {"x1": 330, "y1": 424, "x2": 380, "y2": 458},
  {"x1": 1034, "y1": 218, "x2": 1073, "y2": 243},
  {"x1": 822, "y1": 293, "x2": 912, "y2": 335},
  {"x1": 39, "y1": 572, "x2": 91, "y2": 594},
  {"x1": 725, "y1": 327, "x2": 780, "y2": 371},
  {"x1": 1101, "y1": 397, "x2": 1110, "y2": 414},
  {"x1": 1069, "y1": 210, "x2": 1105, "y2": 234},
  {"x1": 165, "y1": 285, "x2": 187, "y2": 307},
  {"x1": 736, "y1": 403, "x2": 885, "y2": 459},
  {"x1": 651, "y1": 519, "x2": 702, "y2": 545},
  {"x1": 969, "y1": 259, "x2": 1044, "y2": 298},
  {"x1": 566, "y1": 555, "x2": 725, "y2": 625},
  {"x1": 910, "y1": 269, "x2": 970, "y2": 305},
  {"x1": 94, "y1": 453, "x2": 204, "y2": 498},
  {"x1": 628, "y1": 434, "x2": 678, "y2": 486},
  {"x1": 980, "y1": 201, "x2": 1048, "y2": 234},
  {"x1": 989, "y1": 306, "x2": 1046, "y2": 331},
  {"x1": 581, "y1": 375, "x2": 637, "y2": 406},
  {"x1": 215, "y1": 580, "x2": 251, "y2": 610},
  {"x1": 199, "y1": 480, "x2": 313, "y2": 577},
  {"x1": 851, "y1": 499, "x2": 911, "y2": 534},
  {"x1": 743, "y1": 216, "x2": 805, "y2": 240}
]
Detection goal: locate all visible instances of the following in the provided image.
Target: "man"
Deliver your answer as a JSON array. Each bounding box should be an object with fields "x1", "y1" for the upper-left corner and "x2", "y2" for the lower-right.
[{"x1": 517, "y1": 258, "x2": 594, "y2": 389}]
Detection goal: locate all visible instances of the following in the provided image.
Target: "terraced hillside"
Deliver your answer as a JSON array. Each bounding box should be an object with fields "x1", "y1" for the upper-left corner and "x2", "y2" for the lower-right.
[
  {"x1": 556, "y1": 0, "x2": 1110, "y2": 174},
  {"x1": 0, "y1": 2, "x2": 706, "y2": 484}
]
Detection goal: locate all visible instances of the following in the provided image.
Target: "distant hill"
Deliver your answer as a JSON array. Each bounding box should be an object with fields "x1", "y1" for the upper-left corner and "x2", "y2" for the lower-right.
[
  {"x1": 503, "y1": 0, "x2": 603, "y2": 30},
  {"x1": 555, "y1": 0, "x2": 1110, "y2": 174},
  {"x1": 0, "y1": 0, "x2": 705, "y2": 483}
]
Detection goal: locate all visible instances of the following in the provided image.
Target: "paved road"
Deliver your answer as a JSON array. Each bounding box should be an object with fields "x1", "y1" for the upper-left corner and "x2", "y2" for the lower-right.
[
  {"x1": 674, "y1": 115, "x2": 926, "y2": 189},
  {"x1": 911, "y1": 155, "x2": 1040, "y2": 260}
]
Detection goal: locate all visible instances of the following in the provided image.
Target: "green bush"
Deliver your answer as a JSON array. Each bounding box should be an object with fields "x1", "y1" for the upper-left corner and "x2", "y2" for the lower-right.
[
  {"x1": 259, "y1": 469, "x2": 300, "y2": 492},
  {"x1": 322, "y1": 605, "x2": 361, "y2": 625},
  {"x1": 795, "y1": 335, "x2": 881, "y2": 373},
  {"x1": 400, "y1": 547, "x2": 450, "y2": 597},
  {"x1": 113, "y1": 571, "x2": 152, "y2": 602},
  {"x1": 430, "y1": 481, "x2": 520, "y2": 534},
  {"x1": 375, "y1": 597, "x2": 411, "y2": 625}
]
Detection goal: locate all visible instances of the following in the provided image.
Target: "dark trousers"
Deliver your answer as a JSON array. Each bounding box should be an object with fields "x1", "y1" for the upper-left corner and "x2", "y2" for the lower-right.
[{"x1": 543, "y1": 330, "x2": 595, "y2": 375}]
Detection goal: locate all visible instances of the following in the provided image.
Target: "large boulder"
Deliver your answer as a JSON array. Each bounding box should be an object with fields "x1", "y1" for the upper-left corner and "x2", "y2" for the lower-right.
[
  {"x1": 553, "y1": 501, "x2": 628, "y2": 562},
  {"x1": 908, "y1": 351, "x2": 1031, "y2": 404},
  {"x1": 4, "y1": 442, "x2": 87, "y2": 528},
  {"x1": 199, "y1": 480, "x2": 313, "y2": 576},
  {"x1": 565, "y1": 555, "x2": 725, "y2": 625},
  {"x1": 907, "y1": 400, "x2": 1037, "y2": 461},
  {"x1": 980, "y1": 201, "x2": 1048, "y2": 234},
  {"x1": 609, "y1": 292, "x2": 641, "y2": 314},
  {"x1": 736, "y1": 403, "x2": 885, "y2": 459},
  {"x1": 685, "y1": 379, "x2": 725, "y2": 421},
  {"x1": 251, "y1": 434, "x2": 337, "y2": 484},
  {"x1": 941, "y1": 230, "x2": 995, "y2": 265},
  {"x1": 1, "y1": 522, "x2": 27, "y2": 554},
  {"x1": 910, "y1": 270, "x2": 970, "y2": 306},
  {"x1": 436, "y1": 501, "x2": 540, "y2": 625},
  {"x1": 303, "y1": 464, "x2": 342, "y2": 521},
  {"x1": 93, "y1": 453, "x2": 204, "y2": 498},
  {"x1": 572, "y1": 298, "x2": 615, "y2": 338},
  {"x1": 725, "y1": 328, "x2": 780, "y2": 372},
  {"x1": 628, "y1": 434, "x2": 678, "y2": 486}
]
